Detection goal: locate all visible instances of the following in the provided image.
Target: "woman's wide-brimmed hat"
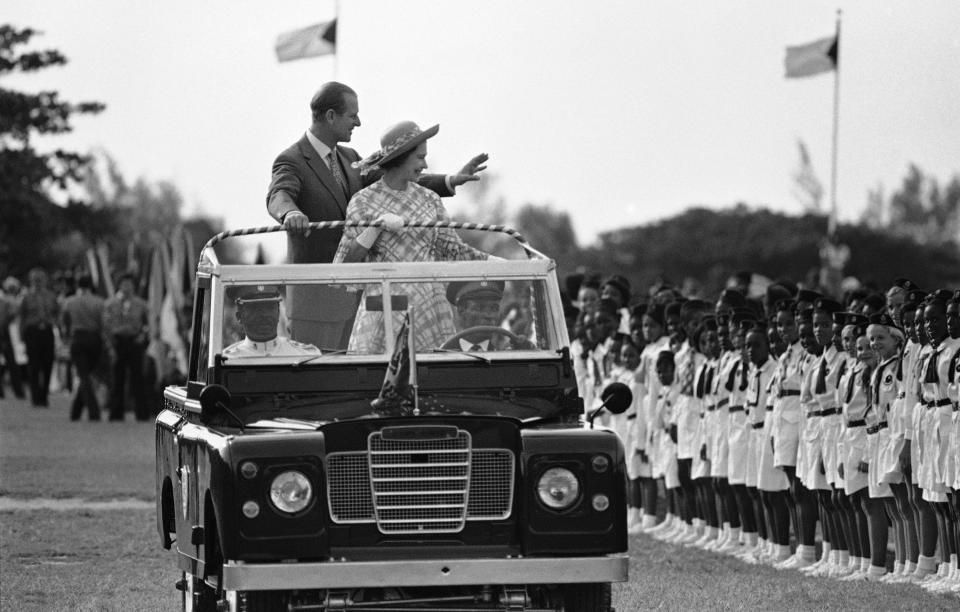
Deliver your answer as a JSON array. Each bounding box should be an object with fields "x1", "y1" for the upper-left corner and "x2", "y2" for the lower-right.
[{"x1": 354, "y1": 121, "x2": 439, "y2": 175}]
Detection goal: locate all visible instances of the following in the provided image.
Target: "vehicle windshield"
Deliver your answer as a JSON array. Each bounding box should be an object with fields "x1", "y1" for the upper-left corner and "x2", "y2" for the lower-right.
[{"x1": 218, "y1": 275, "x2": 559, "y2": 362}]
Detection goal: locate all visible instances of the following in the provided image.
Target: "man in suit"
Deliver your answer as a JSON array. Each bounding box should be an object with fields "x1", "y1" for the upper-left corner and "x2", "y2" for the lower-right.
[{"x1": 266, "y1": 81, "x2": 487, "y2": 349}]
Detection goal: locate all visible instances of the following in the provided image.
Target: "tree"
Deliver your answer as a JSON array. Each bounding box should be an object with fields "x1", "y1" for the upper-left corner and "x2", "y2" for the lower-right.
[
  {"x1": 0, "y1": 24, "x2": 105, "y2": 277},
  {"x1": 81, "y1": 149, "x2": 243, "y2": 274},
  {"x1": 512, "y1": 203, "x2": 579, "y2": 272},
  {"x1": 879, "y1": 163, "x2": 960, "y2": 244}
]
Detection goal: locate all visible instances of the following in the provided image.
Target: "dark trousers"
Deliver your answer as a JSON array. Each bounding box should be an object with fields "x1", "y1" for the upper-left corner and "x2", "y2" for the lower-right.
[
  {"x1": 0, "y1": 330, "x2": 25, "y2": 398},
  {"x1": 109, "y1": 335, "x2": 146, "y2": 420},
  {"x1": 23, "y1": 325, "x2": 54, "y2": 406},
  {"x1": 70, "y1": 330, "x2": 102, "y2": 420}
]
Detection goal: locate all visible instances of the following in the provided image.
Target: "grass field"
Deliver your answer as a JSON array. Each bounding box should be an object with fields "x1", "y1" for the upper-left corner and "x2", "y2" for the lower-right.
[{"x1": 1, "y1": 391, "x2": 957, "y2": 611}]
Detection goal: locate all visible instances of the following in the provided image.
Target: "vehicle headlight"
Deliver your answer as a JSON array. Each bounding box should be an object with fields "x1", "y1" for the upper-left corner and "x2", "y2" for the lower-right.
[
  {"x1": 269, "y1": 471, "x2": 313, "y2": 514},
  {"x1": 536, "y1": 467, "x2": 580, "y2": 510}
]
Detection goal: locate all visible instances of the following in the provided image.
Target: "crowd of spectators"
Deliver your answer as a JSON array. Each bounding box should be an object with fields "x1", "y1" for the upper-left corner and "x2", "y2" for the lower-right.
[{"x1": 0, "y1": 267, "x2": 186, "y2": 420}]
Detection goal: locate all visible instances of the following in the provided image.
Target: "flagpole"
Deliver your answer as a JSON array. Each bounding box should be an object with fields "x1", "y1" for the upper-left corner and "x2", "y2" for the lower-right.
[
  {"x1": 828, "y1": 9, "x2": 841, "y2": 237},
  {"x1": 332, "y1": 0, "x2": 340, "y2": 79}
]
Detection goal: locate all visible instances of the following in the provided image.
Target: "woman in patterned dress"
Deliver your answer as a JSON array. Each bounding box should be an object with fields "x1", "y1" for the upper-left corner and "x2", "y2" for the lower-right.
[{"x1": 334, "y1": 121, "x2": 492, "y2": 353}]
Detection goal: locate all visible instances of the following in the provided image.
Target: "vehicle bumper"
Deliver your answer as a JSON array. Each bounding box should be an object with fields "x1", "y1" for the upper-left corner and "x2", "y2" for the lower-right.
[{"x1": 221, "y1": 554, "x2": 629, "y2": 591}]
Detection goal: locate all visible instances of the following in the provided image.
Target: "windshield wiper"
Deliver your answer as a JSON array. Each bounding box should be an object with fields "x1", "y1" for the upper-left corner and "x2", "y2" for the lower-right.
[
  {"x1": 295, "y1": 349, "x2": 348, "y2": 366},
  {"x1": 430, "y1": 348, "x2": 491, "y2": 364}
]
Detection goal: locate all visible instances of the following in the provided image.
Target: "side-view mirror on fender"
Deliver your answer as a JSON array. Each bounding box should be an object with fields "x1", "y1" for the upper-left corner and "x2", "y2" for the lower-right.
[
  {"x1": 199, "y1": 384, "x2": 233, "y2": 426},
  {"x1": 588, "y1": 382, "x2": 633, "y2": 428},
  {"x1": 600, "y1": 382, "x2": 632, "y2": 414}
]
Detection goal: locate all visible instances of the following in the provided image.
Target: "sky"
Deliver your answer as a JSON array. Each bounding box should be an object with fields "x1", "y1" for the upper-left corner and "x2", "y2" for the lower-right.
[{"x1": 6, "y1": 0, "x2": 960, "y2": 247}]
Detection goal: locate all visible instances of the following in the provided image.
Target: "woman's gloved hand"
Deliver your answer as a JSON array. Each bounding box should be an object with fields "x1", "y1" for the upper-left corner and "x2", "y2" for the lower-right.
[{"x1": 375, "y1": 213, "x2": 405, "y2": 232}]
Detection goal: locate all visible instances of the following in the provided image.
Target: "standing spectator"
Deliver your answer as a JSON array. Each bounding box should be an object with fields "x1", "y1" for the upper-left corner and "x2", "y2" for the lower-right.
[
  {"x1": 18, "y1": 267, "x2": 59, "y2": 407},
  {"x1": 52, "y1": 270, "x2": 76, "y2": 393},
  {"x1": 0, "y1": 276, "x2": 26, "y2": 399},
  {"x1": 103, "y1": 273, "x2": 149, "y2": 421},
  {"x1": 62, "y1": 275, "x2": 105, "y2": 420}
]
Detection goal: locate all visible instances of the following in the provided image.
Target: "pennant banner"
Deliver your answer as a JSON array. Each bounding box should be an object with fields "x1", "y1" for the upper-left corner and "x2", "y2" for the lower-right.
[
  {"x1": 371, "y1": 311, "x2": 414, "y2": 412},
  {"x1": 785, "y1": 35, "x2": 838, "y2": 78},
  {"x1": 275, "y1": 20, "x2": 336, "y2": 63}
]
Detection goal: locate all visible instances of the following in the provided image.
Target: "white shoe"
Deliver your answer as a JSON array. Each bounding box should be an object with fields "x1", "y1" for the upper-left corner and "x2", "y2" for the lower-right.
[
  {"x1": 689, "y1": 533, "x2": 712, "y2": 549},
  {"x1": 665, "y1": 524, "x2": 693, "y2": 544},
  {"x1": 774, "y1": 554, "x2": 804, "y2": 569},
  {"x1": 923, "y1": 575, "x2": 959, "y2": 593},
  {"x1": 739, "y1": 547, "x2": 767, "y2": 565},
  {"x1": 777, "y1": 555, "x2": 813, "y2": 570},
  {"x1": 716, "y1": 539, "x2": 744, "y2": 555},
  {"x1": 809, "y1": 562, "x2": 836, "y2": 577},
  {"x1": 839, "y1": 570, "x2": 866, "y2": 582},
  {"x1": 645, "y1": 516, "x2": 674, "y2": 534},
  {"x1": 654, "y1": 522, "x2": 683, "y2": 542},
  {"x1": 829, "y1": 564, "x2": 856, "y2": 579},
  {"x1": 703, "y1": 533, "x2": 726, "y2": 551},
  {"x1": 678, "y1": 527, "x2": 703, "y2": 545}
]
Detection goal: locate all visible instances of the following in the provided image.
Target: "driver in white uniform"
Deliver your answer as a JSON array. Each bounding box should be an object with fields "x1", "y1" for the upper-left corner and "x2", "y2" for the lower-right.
[
  {"x1": 446, "y1": 280, "x2": 534, "y2": 351},
  {"x1": 223, "y1": 285, "x2": 321, "y2": 361}
]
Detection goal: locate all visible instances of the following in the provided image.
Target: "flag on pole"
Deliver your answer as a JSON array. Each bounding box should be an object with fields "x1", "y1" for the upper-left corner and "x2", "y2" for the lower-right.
[
  {"x1": 275, "y1": 20, "x2": 336, "y2": 62},
  {"x1": 784, "y1": 35, "x2": 838, "y2": 78},
  {"x1": 371, "y1": 311, "x2": 416, "y2": 412}
]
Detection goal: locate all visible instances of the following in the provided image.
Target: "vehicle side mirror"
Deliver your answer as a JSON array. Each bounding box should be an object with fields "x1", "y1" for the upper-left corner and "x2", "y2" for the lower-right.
[
  {"x1": 601, "y1": 382, "x2": 632, "y2": 415},
  {"x1": 199, "y1": 384, "x2": 239, "y2": 427},
  {"x1": 587, "y1": 382, "x2": 633, "y2": 428}
]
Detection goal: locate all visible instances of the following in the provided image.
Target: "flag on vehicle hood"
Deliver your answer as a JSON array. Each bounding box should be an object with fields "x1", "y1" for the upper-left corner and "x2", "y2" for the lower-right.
[
  {"x1": 784, "y1": 35, "x2": 838, "y2": 78},
  {"x1": 371, "y1": 311, "x2": 417, "y2": 412},
  {"x1": 275, "y1": 20, "x2": 336, "y2": 62}
]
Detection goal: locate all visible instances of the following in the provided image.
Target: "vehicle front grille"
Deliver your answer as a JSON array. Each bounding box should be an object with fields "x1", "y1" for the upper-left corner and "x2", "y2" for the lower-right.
[{"x1": 326, "y1": 429, "x2": 514, "y2": 534}]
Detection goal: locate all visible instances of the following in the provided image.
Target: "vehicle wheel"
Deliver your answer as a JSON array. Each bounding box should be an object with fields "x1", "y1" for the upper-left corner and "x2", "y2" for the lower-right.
[
  {"x1": 562, "y1": 583, "x2": 612, "y2": 612},
  {"x1": 239, "y1": 591, "x2": 287, "y2": 612}
]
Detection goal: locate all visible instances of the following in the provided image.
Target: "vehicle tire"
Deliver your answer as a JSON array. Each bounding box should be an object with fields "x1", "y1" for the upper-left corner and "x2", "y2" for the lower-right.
[
  {"x1": 562, "y1": 583, "x2": 612, "y2": 612},
  {"x1": 239, "y1": 591, "x2": 287, "y2": 612}
]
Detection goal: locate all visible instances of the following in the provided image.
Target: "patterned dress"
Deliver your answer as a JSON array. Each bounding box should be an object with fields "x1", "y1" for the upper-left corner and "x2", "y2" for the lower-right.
[{"x1": 333, "y1": 179, "x2": 487, "y2": 353}]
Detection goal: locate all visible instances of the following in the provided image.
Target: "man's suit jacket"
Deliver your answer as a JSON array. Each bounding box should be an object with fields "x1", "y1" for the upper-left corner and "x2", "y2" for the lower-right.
[
  {"x1": 266, "y1": 135, "x2": 452, "y2": 265},
  {"x1": 265, "y1": 135, "x2": 453, "y2": 335}
]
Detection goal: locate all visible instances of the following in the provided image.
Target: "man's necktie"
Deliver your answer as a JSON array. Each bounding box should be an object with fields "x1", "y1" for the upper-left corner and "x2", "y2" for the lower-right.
[
  {"x1": 328, "y1": 150, "x2": 348, "y2": 198},
  {"x1": 814, "y1": 356, "x2": 828, "y2": 394},
  {"x1": 754, "y1": 369, "x2": 763, "y2": 405},
  {"x1": 680, "y1": 354, "x2": 695, "y2": 395},
  {"x1": 470, "y1": 343, "x2": 484, "y2": 352},
  {"x1": 924, "y1": 349, "x2": 940, "y2": 384}
]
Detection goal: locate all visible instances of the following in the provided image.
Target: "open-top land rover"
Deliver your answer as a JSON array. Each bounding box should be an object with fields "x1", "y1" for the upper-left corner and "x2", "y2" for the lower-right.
[{"x1": 156, "y1": 222, "x2": 630, "y2": 612}]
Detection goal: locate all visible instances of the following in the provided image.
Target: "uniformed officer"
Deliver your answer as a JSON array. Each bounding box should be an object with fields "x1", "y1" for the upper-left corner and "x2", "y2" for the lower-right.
[{"x1": 223, "y1": 285, "x2": 321, "y2": 361}]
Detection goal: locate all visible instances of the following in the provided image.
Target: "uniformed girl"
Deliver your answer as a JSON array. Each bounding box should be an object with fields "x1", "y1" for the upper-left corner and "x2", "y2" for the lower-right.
[
  {"x1": 613, "y1": 336, "x2": 644, "y2": 534},
  {"x1": 801, "y1": 298, "x2": 849, "y2": 577},
  {"x1": 690, "y1": 318, "x2": 722, "y2": 549},
  {"x1": 636, "y1": 305, "x2": 670, "y2": 532},
  {"x1": 721, "y1": 311, "x2": 758, "y2": 555},
  {"x1": 836, "y1": 317, "x2": 873, "y2": 578},
  {"x1": 705, "y1": 313, "x2": 742, "y2": 551},
  {"x1": 846, "y1": 314, "x2": 901, "y2": 581},
  {"x1": 740, "y1": 323, "x2": 779, "y2": 564}
]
